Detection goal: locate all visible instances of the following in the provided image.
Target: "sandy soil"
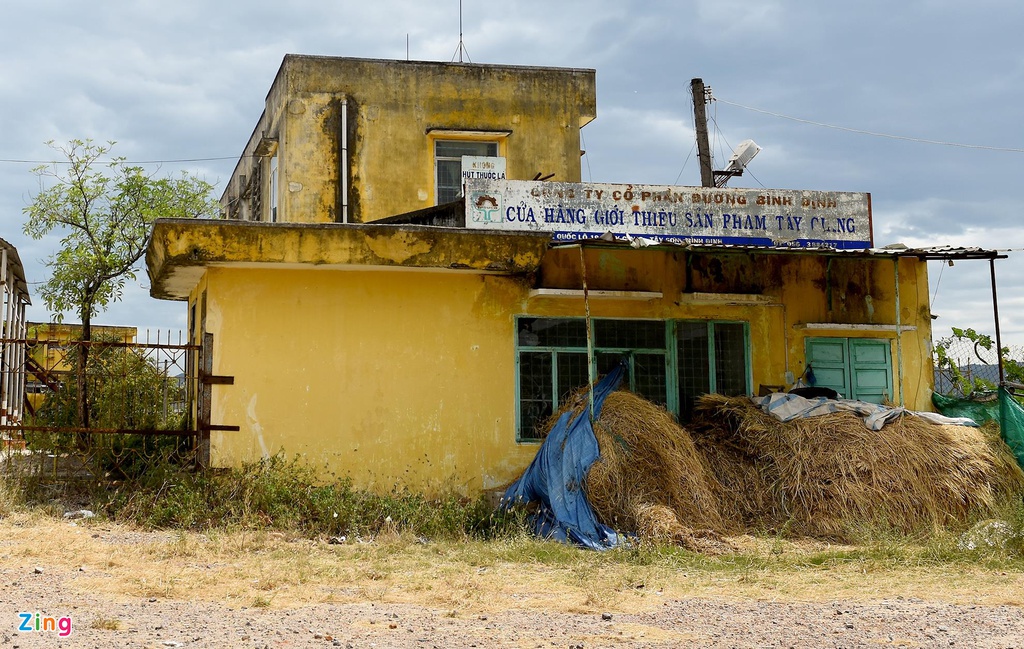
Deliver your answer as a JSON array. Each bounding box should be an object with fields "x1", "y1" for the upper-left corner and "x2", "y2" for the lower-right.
[{"x1": 1, "y1": 522, "x2": 1023, "y2": 648}]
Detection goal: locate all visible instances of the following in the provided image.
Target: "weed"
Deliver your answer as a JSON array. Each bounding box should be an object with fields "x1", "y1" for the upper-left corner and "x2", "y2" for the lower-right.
[
  {"x1": 0, "y1": 475, "x2": 24, "y2": 516},
  {"x1": 6, "y1": 450, "x2": 1024, "y2": 575},
  {"x1": 89, "y1": 617, "x2": 121, "y2": 630},
  {"x1": 93, "y1": 454, "x2": 529, "y2": 542}
]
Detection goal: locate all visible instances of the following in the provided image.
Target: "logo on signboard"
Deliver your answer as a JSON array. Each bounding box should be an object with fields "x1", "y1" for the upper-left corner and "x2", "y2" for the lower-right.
[{"x1": 468, "y1": 192, "x2": 502, "y2": 224}]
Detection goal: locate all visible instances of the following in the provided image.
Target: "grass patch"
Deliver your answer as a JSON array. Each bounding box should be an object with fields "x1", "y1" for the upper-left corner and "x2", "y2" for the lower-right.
[
  {"x1": 3, "y1": 453, "x2": 1024, "y2": 592},
  {"x1": 89, "y1": 617, "x2": 121, "y2": 630},
  {"x1": 1, "y1": 513, "x2": 1024, "y2": 613},
  {"x1": 0, "y1": 474, "x2": 23, "y2": 511},
  {"x1": 80, "y1": 454, "x2": 530, "y2": 541}
]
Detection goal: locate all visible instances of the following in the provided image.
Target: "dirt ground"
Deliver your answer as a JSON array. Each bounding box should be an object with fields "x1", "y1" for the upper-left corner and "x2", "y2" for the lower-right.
[{"x1": 1, "y1": 517, "x2": 1024, "y2": 648}]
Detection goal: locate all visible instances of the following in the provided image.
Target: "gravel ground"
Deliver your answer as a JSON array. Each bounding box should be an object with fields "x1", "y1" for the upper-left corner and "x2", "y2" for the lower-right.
[
  {"x1": 1, "y1": 529, "x2": 1023, "y2": 648},
  {"x1": 4, "y1": 569, "x2": 1024, "y2": 648}
]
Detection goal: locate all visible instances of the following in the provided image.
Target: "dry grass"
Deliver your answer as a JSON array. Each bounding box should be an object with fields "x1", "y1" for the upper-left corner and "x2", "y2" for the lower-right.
[
  {"x1": 2, "y1": 515, "x2": 1024, "y2": 615},
  {"x1": 89, "y1": 617, "x2": 122, "y2": 630},
  {"x1": 690, "y1": 425, "x2": 774, "y2": 529},
  {"x1": 691, "y1": 394, "x2": 1024, "y2": 541}
]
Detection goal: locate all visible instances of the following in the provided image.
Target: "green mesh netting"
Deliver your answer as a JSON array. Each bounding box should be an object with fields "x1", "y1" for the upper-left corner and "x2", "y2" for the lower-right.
[
  {"x1": 999, "y1": 387, "x2": 1024, "y2": 468},
  {"x1": 932, "y1": 391, "x2": 1000, "y2": 424},
  {"x1": 933, "y1": 390, "x2": 1024, "y2": 469}
]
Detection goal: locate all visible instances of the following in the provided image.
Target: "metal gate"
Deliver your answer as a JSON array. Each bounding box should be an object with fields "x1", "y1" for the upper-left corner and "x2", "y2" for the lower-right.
[{"x1": 0, "y1": 331, "x2": 228, "y2": 482}]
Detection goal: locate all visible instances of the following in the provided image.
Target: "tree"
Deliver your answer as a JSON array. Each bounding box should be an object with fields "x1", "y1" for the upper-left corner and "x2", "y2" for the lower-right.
[{"x1": 23, "y1": 139, "x2": 218, "y2": 426}]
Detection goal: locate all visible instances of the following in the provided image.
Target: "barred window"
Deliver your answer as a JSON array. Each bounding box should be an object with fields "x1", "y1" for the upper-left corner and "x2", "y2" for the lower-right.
[{"x1": 515, "y1": 317, "x2": 749, "y2": 441}]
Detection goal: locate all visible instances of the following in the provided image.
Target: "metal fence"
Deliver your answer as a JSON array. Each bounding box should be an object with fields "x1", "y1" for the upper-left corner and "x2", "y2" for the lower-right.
[
  {"x1": 933, "y1": 329, "x2": 1024, "y2": 398},
  {"x1": 0, "y1": 331, "x2": 202, "y2": 482}
]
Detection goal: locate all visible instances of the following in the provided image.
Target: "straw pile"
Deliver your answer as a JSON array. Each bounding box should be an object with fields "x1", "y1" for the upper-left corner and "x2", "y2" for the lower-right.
[
  {"x1": 570, "y1": 391, "x2": 734, "y2": 550},
  {"x1": 541, "y1": 385, "x2": 1024, "y2": 548},
  {"x1": 690, "y1": 394, "x2": 1024, "y2": 541},
  {"x1": 688, "y1": 419, "x2": 774, "y2": 530}
]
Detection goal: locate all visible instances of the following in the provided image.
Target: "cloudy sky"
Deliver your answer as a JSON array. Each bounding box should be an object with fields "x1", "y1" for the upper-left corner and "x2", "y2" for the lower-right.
[{"x1": 2, "y1": 0, "x2": 1023, "y2": 349}]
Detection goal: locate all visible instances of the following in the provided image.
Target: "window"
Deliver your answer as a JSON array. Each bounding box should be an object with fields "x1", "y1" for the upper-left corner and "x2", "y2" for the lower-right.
[
  {"x1": 268, "y1": 154, "x2": 279, "y2": 223},
  {"x1": 515, "y1": 317, "x2": 750, "y2": 441},
  {"x1": 26, "y1": 381, "x2": 46, "y2": 394},
  {"x1": 804, "y1": 337, "x2": 892, "y2": 403},
  {"x1": 435, "y1": 140, "x2": 498, "y2": 204}
]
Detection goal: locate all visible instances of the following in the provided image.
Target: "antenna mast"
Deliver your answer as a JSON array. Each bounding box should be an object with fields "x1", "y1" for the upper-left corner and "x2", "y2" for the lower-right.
[{"x1": 451, "y1": 0, "x2": 472, "y2": 63}]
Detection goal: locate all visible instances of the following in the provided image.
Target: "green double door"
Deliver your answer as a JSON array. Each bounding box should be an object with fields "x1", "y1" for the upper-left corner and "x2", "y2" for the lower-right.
[{"x1": 804, "y1": 337, "x2": 893, "y2": 404}]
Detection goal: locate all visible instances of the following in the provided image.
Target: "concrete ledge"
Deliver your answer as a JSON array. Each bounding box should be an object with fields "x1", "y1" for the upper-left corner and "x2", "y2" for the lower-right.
[
  {"x1": 528, "y1": 288, "x2": 663, "y2": 301},
  {"x1": 146, "y1": 219, "x2": 551, "y2": 300},
  {"x1": 796, "y1": 322, "x2": 918, "y2": 333}
]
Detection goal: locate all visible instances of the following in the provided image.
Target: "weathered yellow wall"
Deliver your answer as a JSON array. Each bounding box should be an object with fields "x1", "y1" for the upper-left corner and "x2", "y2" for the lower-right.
[
  {"x1": 775, "y1": 254, "x2": 934, "y2": 406},
  {"x1": 196, "y1": 266, "x2": 538, "y2": 495},
  {"x1": 221, "y1": 56, "x2": 597, "y2": 224},
  {"x1": 538, "y1": 247, "x2": 934, "y2": 407},
  {"x1": 186, "y1": 245, "x2": 933, "y2": 494}
]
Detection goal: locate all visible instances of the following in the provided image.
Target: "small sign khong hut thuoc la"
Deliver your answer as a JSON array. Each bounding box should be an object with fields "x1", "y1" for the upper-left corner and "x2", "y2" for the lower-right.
[{"x1": 465, "y1": 179, "x2": 873, "y2": 249}]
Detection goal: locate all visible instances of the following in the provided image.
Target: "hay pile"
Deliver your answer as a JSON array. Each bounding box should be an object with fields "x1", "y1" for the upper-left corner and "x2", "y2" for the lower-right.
[
  {"x1": 583, "y1": 391, "x2": 732, "y2": 550},
  {"x1": 541, "y1": 386, "x2": 1024, "y2": 548},
  {"x1": 690, "y1": 394, "x2": 1024, "y2": 541},
  {"x1": 688, "y1": 418, "x2": 774, "y2": 530}
]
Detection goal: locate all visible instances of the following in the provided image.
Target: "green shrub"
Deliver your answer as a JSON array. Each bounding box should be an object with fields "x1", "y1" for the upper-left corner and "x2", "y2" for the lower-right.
[{"x1": 102, "y1": 454, "x2": 528, "y2": 540}]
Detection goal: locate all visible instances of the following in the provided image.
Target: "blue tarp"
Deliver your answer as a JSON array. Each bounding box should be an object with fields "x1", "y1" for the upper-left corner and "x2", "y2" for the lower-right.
[{"x1": 501, "y1": 364, "x2": 625, "y2": 550}]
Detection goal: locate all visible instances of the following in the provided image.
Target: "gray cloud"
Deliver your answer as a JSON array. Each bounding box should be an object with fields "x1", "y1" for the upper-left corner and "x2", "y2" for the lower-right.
[{"x1": 2, "y1": 0, "x2": 1023, "y2": 345}]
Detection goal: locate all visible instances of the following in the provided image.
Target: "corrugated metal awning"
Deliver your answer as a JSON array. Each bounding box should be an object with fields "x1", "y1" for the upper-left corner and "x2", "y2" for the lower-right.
[{"x1": 547, "y1": 236, "x2": 1008, "y2": 261}]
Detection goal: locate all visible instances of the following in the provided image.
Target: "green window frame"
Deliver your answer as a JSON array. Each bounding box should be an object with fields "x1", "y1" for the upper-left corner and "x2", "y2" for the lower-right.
[
  {"x1": 515, "y1": 317, "x2": 751, "y2": 442},
  {"x1": 804, "y1": 337, "x2": 893, "y2": 403}
]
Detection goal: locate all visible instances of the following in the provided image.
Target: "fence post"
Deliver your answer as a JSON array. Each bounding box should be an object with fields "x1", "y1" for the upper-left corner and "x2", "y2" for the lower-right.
[{"x1": 198, "y1": 332, "x2": 213, "y2": 469}]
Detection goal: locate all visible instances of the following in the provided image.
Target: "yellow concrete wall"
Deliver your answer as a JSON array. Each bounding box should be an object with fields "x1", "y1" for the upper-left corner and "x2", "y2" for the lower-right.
[
  {"x1": 196, "y1": 266, "x2": 537, "y2": 495},
  {"x1": 775, "y1": 255, "x2": 934, "y2": 407},
  {"x1": 537, "y1": 247, "x2": 934, "y2": 408},
  {"x1": 189, "y1": 247, "x2": 933, "y2": 494},
  {"x1": 221, "y1": 56, "x2": 596, "y2": 224}
]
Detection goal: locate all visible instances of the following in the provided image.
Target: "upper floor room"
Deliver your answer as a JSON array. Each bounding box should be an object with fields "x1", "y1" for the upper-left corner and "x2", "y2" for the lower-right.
[{"x1": 221, "y1": 55, "x2": 597, "y2": 224}]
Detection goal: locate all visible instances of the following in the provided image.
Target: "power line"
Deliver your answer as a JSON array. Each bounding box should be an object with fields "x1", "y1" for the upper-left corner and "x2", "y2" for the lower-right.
[
  {"x1": 718, "y1": 98, "x2": 1024, "y2": 153},
  {"x1": 672, "y1": 141, "x2": 696, "y2": 186},
  {"x1": 0, "y1": 155, "x2": 241, "y2": 165}
]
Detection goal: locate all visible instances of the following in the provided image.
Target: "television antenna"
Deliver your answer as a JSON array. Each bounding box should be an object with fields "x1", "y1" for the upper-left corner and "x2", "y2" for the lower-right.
[{"x1": 451, "y1": 0, "x2": 472, "y2": 63}]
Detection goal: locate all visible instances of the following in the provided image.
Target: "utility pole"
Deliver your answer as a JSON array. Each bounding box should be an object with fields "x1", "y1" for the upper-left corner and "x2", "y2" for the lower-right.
[{"x1": 691, "y1": 78, "x2": 714, "y2": 188}]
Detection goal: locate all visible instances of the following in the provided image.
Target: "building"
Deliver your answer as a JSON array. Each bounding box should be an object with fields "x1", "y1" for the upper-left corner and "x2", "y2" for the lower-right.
[
  {"x1": 219, "y1": 55, "x2": 595, "y2": 224},
  {"x1": 146, "y1": 55, "x2": 949, "y2": 495},
  {"x1": 0, "y1": 239, "x2": 30, "y2": 429},
  {"x1": 24, "y1": 323, "x2": 138, "y2": 413}
]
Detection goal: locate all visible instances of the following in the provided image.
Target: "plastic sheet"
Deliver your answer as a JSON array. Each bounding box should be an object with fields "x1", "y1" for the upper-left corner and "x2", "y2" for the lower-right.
[
  {"x1": 501, "y1": 365, "x2": 625, "y2": 550},
  {"x1": 999, "y1": 387, "x2": 1024, "y2": 469}
]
